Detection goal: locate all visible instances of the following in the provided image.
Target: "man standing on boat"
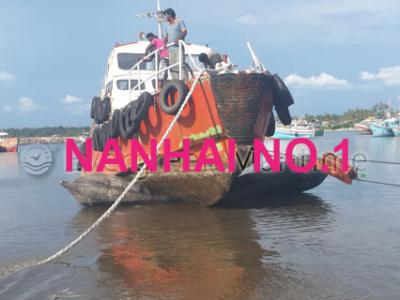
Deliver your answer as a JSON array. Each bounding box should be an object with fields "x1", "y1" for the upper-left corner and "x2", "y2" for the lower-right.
[{"x1": 163, "y1": 8, "x2": 188, "y2": 80}]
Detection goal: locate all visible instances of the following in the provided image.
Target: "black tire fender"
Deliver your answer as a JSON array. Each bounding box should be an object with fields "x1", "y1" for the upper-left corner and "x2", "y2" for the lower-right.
[
  {"x1": 95, "y1": 97, "x2": 111, "y2": 124},
  {"x1": 109, "y1": 109, "x2": 121, "y2": 138},
  {"x1": 159, "y1": 80, "x2": 188, "y2": 115},
  {"x1": 266, "y1": 114, "x2": 276, "y2": 137},
  {"x1": 272, "y1": 74, "x2": 294, "y2": 126},
  {"x1": 130, "y1": 92, "x2": 153, "y2": 123},
  {"x1": 119, "y1": 107, "x2": 138, "y2": 141},
  {"x1": 92, "y1": 126, "x2": 104, "y2": 152},
  {"x1": 91, "y1": 96, "x2": 100, "y2": 119}
]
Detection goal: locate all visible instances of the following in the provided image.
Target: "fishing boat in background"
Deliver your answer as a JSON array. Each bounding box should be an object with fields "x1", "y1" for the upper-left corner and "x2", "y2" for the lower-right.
[
  {"x1": 312, "y1": 120, "x2": 324, "y2": 136},
  {"x1": 370, "y1": 121, "x2": 395, "y2": 137},
  {"x1": 386, "y1": 118, "x2": 400, "y2": 136},
  {"x1": 0, "y1": 132, "x2": 18, "y2": 153},
  {"x1": 273, "y1": 119, "x2": 316, "y2": 139},
  {"x1": 354, "y1": 119, "x2": 373, "y2": 135}
]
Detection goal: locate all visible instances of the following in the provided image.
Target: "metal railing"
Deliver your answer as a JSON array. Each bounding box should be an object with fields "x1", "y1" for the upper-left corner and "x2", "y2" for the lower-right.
[{"x1": 127, "y1": 40, "x2": 202, "y2": 103}]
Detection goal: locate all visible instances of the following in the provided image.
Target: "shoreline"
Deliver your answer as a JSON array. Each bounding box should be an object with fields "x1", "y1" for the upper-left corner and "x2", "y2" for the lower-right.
[{"x1": 18, "y1": 136, "x2": 81, "y2": 145}]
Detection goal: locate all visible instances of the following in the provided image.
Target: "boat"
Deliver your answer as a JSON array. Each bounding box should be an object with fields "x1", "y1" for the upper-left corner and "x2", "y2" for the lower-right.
[
  {"x1": 354, "y1": 119, "x2": 373, "y2": 135},
  {"x1": 385, "y1": 118, "x2": 400, "y2": 136},
  {"x1": 0, "y1": 132, "x2": 18, "y2": 153},
  {"x1": 61, "y1": 1, "x2": 357, "y2": 206},
  {"x1": 370, "y1": 120, "x2": 395, "y2": 137},
  {"x1": 314, "y1": 124, "x2": 324, "y2": 137},
  {"x1": 273, "y1": 119, "x2": 317, "y2": 139}
]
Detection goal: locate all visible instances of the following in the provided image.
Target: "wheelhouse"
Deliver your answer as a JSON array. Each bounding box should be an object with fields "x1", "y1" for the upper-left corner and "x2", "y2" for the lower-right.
[{"x1": 101, "y1": 40, "x2": 213, "y2": 111}]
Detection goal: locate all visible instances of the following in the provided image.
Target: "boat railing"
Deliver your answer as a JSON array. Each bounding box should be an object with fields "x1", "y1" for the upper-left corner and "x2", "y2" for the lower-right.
[{"x1": 127, "y1": 40, "x2": 202, "y2": 103}]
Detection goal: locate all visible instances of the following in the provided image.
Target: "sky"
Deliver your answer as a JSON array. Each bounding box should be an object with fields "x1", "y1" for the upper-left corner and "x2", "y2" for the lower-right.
[{"x1": 1, "y1": 0, "x2": 400, "y2": 128}]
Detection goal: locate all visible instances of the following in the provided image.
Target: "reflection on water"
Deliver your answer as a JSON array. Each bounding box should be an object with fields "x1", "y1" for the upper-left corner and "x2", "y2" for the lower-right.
[
  {"x1": 0, "y1": 153, "x2": 20, "y2": 179},
  {"x1": 1, "y1": 134, "x2": 400, "y2": 299}
]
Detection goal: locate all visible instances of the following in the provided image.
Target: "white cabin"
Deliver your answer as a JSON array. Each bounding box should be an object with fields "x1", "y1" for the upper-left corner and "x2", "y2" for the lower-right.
[{"x1": 101, "y1": 40, "x2": 213, "y2": 111}]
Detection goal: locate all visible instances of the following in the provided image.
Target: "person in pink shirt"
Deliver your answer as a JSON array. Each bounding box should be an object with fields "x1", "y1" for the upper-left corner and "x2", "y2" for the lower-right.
[{"x1": 145, "y1": 33, "x2": 169, "y2": 81}]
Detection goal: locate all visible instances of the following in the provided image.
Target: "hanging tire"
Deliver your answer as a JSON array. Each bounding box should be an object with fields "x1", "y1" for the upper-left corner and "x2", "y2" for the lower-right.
[
  {"x1": 272, "y1": 74, "x2": 293, "y2": 126},
  {"x1": 266, "y1": 114, "x2": 276, "y2": 137},
  {"x1": 159, "y1": 80, "x2": 188, "y2": 115},
  {"x1": 92, "y1": 126, "x2": 104, "y2": 152},
  {"x1": 119, "y1": 107, "x2": 139, "y2": 141},
  {"x1": 95, "y1": 97, "x2": 111, "y2": 124},
  {"x1": 109, "y1": 109, "x2": 121, "y2": 138},
  {"x1": 130, "y1": 92, "x2": 153, "y2": 122},
  {"x1": 91, "y1": 96, "x2": 100, "y2": 119}
]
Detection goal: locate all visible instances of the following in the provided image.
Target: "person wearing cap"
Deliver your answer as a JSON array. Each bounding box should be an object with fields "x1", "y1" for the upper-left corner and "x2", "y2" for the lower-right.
[
  {"x1": 163, "y1": 8, "x2": 188, "y2": 80},
  {"x1": 145, "y1": 33, "x2": 169, "y2": 81}
]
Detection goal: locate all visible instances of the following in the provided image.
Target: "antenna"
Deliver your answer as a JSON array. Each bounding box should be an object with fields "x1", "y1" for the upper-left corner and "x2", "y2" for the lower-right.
[{"x1": 134, "y1": 0, "x2": 164, "y2": 38}]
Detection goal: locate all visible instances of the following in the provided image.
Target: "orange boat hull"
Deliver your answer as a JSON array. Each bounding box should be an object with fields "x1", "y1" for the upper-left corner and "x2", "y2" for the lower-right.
[{"x1": 90, "y1": 73, "x2": 275, "y2": 174}]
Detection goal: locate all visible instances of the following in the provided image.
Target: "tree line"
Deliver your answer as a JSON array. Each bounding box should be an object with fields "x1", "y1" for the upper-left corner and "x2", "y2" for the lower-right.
[
  {"x1": 3, "y1": 126, "x2": 90, "y2": 137},
  {"x1": 304, "y1": 102, "x2": 398, "y2": 128}
]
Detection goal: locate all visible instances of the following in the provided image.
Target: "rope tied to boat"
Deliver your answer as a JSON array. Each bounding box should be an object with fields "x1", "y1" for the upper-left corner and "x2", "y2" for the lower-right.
[{"x1": 10, "y1": 70, "x2": 206, "y2": 273}]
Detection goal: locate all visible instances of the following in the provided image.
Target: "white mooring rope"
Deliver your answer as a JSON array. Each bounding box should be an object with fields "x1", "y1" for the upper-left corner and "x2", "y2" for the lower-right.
[{"x1": 10, "y1": 70, "x2": 205, "y2": 275}]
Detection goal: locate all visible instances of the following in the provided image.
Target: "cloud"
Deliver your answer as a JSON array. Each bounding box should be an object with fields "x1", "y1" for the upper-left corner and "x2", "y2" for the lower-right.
[
  {"x1": 236, "y1": 13, "x2": 258, "y2": 26},
  {"x1": 285, "y1": 73, "x2": 349, "y2": 89},
  {"x1": 60, "y1": 94, "x2": 83, "y2": 104},
  {"x1": 60, "y1": 94, "x2": 89, "y2": 115},
  {"x1": 360, "y1": 66, "x2": 400, "y2": 86},
  {"x1": 16, "y1": 97, "x2": 42, "y2": 113},
  {"x1": 0, "y1": 70, "x2": 16, "y2": 83},
  {"x1": 1, "y1": 105, "x2": 13, "y2": 113}
]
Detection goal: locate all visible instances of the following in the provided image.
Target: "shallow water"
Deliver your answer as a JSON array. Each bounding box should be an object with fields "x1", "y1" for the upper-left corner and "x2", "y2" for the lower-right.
[{"x1": 0, "y1": 132, "x2": 400, "y2": 299}]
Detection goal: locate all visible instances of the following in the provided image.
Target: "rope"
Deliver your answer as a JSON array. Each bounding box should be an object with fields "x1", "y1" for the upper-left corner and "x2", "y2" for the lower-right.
[
  {"x1": 354, "y1": 179, "x2": 400, "y2": 188},
  {"x1": 353, "y1": 159, "x2": 400, "y2": 166},
  {"x1": 10, "y1": 70, "x2": 206, "y2": 273}
]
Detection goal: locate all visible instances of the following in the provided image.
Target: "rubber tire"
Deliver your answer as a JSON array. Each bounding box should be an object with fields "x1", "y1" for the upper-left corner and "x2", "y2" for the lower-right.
[
  {"x1": 95, "y1": 97, "x2": 111, "y2": 124},
  {"x1": 91, "y1": 96, "x2": 100, "y2": 119},
  {"x1": 92, "y1": 126, "x2": 104, "y2": 152},
  {"x1": 159, "y1": 80, "x2": 188, "y2": 115},
  {"x1": 272, "y1": 74, "x2": 293, "y2": 126},
  {"x1": 102, "y1": 122, "x2": 111, "y2": 149},
  {"x1": 119, "y1": 108, "x2": 139, "y2": 141},
  {"x1": 77, "y1": 141, "x2": 86, "y2": 171},
  {"x1": 129, "y1": 92, "x2": 153, "y2": 123},
  {"x1": 109, "y1": 109, "x2": 121, "y2": 138},
  {"x1": 266, "y1": 114, "x2": 276, "y2": 137}
]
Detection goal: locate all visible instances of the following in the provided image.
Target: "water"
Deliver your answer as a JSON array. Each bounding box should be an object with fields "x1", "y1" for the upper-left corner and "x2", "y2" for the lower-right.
[{"x1": 0, "y1": 133, "x2": 399, "y2": 299}]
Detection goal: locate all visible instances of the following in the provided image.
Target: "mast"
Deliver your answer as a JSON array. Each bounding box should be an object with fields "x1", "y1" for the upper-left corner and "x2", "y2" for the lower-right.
[
  {"x1": 134, "y1": 0, "x2": 164, "y2": 38},
  {"x1": 157, "y1": 0, "x2": 162, "y2": 37}
]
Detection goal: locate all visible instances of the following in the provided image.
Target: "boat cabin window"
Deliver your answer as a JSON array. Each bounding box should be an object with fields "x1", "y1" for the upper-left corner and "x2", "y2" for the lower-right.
[
  {"x1": 105, "y1": 81, "x2": 113, "y2": 94},
  {"x1": 117, "y1": 53, "x2": 154, "y2": 70},
  {"x1": 130, "y1": 80, "x2": 146, "y2": 90},
  {"x1": 116, "y1": 79, "x2": 146, "y2": 90}
]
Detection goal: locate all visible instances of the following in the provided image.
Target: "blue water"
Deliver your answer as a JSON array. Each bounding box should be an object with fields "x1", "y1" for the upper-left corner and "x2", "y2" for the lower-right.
[{"x1": 0, "y1": 133, "x2": 400, "y2": 299}]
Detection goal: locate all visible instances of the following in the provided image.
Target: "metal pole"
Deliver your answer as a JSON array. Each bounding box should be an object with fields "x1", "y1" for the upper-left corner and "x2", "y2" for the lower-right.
[
  {"x1": 155, "y1": 50, "x2": 159, "y2": 90},
  {"x1": 179, "y1": 40, "x2": 182, "y2": 80},
  {"x1": 157, "y1": 0, "x2": 162, "y2": 37}
]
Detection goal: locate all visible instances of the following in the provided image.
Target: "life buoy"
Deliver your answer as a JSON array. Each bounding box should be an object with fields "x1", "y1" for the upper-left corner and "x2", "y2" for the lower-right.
[
  {"x1": 272, "y1": 74, "x2": 293, "y2": 126},
  {"x1": 119, "y1": 107, "x2": 139, "y2": 141},
  {"x1": 95, "y1": 97, "x2": 111, "y2": 124},
  {"x1": 108, "y1": 109, "x2": 121, "y2": 138},
  {"x1": 159, "y1": 80, "x2": 188, "y2": 115},
  {"x1": 90, "y1": 96, "x2": 100, "y2": 119}
]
